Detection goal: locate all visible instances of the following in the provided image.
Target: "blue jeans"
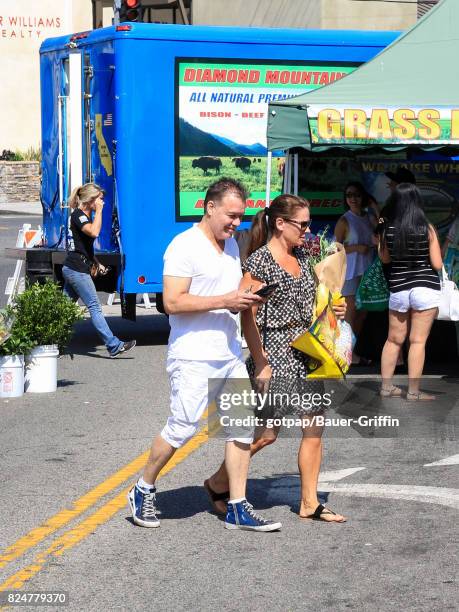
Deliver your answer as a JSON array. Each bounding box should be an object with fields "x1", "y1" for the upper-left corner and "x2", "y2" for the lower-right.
[{"x1": 62, "y1": 265, "x2": 122, "y2": 356}]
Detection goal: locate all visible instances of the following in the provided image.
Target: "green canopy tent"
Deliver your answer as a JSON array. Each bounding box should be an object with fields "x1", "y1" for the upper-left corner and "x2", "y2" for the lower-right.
[
  {"x1": 268, "y1": 0, "x2": 459, "y2": 152},
  {"x1": 262, "y1": 0, "x2": 459, "y2": 360},
  {"x1": 264, "y1": 0, "x2": 459, "y2": 196}
]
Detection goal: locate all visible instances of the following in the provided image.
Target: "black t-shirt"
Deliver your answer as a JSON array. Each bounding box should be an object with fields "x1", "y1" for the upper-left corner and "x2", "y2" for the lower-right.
[{"x1": 64, "y1": 209, "x2": 95, "y2": 273}]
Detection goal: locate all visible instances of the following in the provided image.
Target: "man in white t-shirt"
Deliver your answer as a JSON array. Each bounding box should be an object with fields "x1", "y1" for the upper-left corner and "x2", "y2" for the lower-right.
[{"x1": 128, "y1": 178, "x2": 282, "y2": 532}]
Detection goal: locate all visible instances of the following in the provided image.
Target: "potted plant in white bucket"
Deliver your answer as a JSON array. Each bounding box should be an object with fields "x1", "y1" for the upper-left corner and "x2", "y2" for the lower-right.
[
  {"x1": 13, "y1": 281, "x2": 84, "y2": 393},
  {"x1": 0, "y1": 308, "x2": 35, "y2": 398}
]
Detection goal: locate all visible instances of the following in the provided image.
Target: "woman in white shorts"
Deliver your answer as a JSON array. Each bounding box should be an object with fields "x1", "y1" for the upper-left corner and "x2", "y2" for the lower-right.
[{"x1": 379, "y1": 183, "x2": 443, "y2": 400}]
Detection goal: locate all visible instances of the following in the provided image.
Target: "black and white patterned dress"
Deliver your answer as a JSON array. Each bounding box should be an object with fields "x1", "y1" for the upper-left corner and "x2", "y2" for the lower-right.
[{"x1": 243, "y1": 244, "x2": 320, "y2": 416}]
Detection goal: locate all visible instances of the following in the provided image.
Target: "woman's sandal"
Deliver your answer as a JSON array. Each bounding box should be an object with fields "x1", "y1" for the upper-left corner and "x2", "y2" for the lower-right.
[
  {"x1": 406, "y1": 391, "x2": 436, "y2": 402},
  {"x1": 380, "y1": 385, "x2": 403, "y2": 398},
  {"x1": 299, "y1": 503, "x2": 346, "y2": 523},
  {"x1": 203, "y1": 479, "x2": 229, "y2": 515}
]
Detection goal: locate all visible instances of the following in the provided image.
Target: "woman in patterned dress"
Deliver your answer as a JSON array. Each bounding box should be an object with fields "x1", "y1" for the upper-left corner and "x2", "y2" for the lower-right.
[{"x1": 206, "y1": 195, "x2": 346, "y2": 522}]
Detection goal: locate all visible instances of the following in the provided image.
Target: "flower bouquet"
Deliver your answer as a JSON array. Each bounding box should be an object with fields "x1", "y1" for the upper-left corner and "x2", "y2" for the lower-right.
[
  {"x1": 292, "y1": 229, "x2": 353, "y2": 378},
  {"x1": 304, "y1": 228, "x2": 346, "y2": 315}
]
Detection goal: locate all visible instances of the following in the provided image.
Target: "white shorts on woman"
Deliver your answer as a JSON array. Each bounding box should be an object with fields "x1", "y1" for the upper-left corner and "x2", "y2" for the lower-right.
[{"x1": 389, "y1": 287, "x2": 441, "y2": 313}]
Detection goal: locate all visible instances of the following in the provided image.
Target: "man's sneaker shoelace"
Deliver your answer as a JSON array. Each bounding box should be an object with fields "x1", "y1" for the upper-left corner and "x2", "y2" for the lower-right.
[
  {"x1": 242, "y1": 500, "x2": 269, "y2": 524},
  {"x1": 141, "y1": 490, "x2": 160, "y2": 520}
]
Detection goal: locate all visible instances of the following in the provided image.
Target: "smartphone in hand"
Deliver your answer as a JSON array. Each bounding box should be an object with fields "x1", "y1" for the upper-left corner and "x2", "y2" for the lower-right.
[{"x1": 254, "y1": 283, "x2": 279, "y2": 299}]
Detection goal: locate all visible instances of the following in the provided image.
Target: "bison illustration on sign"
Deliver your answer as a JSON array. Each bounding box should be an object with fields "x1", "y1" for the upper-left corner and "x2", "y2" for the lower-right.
[
  {"x1": 232, "y1": 157, "x2": 251, "y2": 172},
  {"x1": 191, "y1": 156, "x2": 222, "y2": 175}
]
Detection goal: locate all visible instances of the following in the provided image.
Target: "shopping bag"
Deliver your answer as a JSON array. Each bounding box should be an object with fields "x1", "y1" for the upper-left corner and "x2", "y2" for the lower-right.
[
  {"x1": 437, "y1": 266, "x2": 459, "y2": 321},
  {"x1": 355, "y1": 258, "x2": 389, "y2": 311},
  {"x1": 291, "y1": 294, "x2": 354, "y2": 379},
  {"x1": 334, "y1": 320, "x2": 356, "y2": 371}
]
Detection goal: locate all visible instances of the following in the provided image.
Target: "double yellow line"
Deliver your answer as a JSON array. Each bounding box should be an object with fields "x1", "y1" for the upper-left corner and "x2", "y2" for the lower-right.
[{"x1": 0, "y1": 423, "x2": 213, "y2": 593}]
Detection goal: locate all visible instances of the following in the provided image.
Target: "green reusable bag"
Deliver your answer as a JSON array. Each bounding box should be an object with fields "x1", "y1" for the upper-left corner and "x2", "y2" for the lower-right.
[{"x1": 355, "y1": 258, "x2": 389, "y2": 311}]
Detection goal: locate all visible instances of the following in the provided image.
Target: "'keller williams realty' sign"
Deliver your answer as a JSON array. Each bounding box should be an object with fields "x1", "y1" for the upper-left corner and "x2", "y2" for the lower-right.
[
  {"x1": 308, "y1": 105, "x2": 459, "y2": 146},
  {"x1": 0, "y1": 14, "x2": 62, "y2": 40}
]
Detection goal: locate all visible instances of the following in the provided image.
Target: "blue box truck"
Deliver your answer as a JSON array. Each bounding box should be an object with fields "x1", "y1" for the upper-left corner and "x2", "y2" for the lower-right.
[{"x1": 34, "y1": 23, "x2": 397, "y2": 319}]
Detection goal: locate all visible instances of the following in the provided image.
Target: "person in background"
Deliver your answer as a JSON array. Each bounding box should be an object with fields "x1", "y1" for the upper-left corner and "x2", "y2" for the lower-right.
[
  {"x1": 62, "y1": 183, "x2": 136, "y2": 358},
  {"x1": 379, "y1": 167, "x2": 418, "y2": 368},
  {"x1": 379, "y1": 183, "x2": 442, "y2": 400},
  {"x1": 206, "y1": 194, "x2": 347, "y2": 523},
  {"x1": 381, "y1": 167, "x2": 416, "y2": 220},
  {"x1": 385, "y1": 166, "x2": 416, "y2": 193},
  {"x1": 334, "y1": 181, "x2": 378, "y2": 365}
]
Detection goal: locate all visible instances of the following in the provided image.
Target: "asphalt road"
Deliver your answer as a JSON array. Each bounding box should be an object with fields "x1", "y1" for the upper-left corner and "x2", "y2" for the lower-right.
[
  {"x1": 0, "y1": 212, "x2": 458, "y2": 611},
  {"x1": 0, "y1": 314, "x2": 458, "y2": 611}
]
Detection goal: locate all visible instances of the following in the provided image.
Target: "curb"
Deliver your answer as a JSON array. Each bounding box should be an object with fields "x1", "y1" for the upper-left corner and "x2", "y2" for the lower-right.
[{"x1": 0, "y1": 202, "x2": 42, "y2": 216}]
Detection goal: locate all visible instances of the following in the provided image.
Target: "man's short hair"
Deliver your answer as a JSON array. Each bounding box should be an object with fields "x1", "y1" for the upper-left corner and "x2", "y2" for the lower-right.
[{"x1": 203, "y1": 177, "x2": 248, "y2": 211}]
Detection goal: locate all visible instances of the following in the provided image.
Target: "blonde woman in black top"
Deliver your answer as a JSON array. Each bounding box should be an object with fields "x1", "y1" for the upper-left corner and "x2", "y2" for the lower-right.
[
  {"x1": 379, "y1": 183, "x2": 442, "y2": 400},
  {"x1": 62, "y1": 183, "x2": 135, "y2": 358}
]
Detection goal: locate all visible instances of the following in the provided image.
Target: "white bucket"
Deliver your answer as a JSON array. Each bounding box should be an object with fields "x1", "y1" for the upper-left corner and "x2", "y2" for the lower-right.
[
  {"x1": 0, "y1": 355, "x2": 25, "y2": 398},
  {"x1": 25, "y1": 345, "x2": 59, "y2": 393}
]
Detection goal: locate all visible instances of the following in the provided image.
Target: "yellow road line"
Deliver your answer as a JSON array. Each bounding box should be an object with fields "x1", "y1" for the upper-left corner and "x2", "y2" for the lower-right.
[
  {"x1": 0, "y1": 424, "x2": 211, "y2": 592},
  {"x1": 0, "y1": 450, "x2": 149, "y2": 571},
  {"x1": 0, "y1": 406, "x2": 215, "y2": 572}
]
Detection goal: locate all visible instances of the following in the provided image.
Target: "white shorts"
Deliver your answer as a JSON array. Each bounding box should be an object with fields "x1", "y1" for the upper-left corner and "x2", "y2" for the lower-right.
[
  {"x1": 389, "y1": 287, "x2": 441, "y2": 313},
  {"x1": 161, "y1": 356, "x2": 254, "y2": 448}
]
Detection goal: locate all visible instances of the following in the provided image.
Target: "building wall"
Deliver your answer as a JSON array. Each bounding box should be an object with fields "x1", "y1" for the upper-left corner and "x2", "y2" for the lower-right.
[
  {"x1": 192, "y1": 0, "x2": 321, "y2": 28},
  {"x1": 192, "y1": 0, "x2": 417, "y2": 29},
  {"x1": 322, "y1": 0, "x2": 417, "y2": 30},
  {"x1": 0, "y1": 0, "x2": 91, "y2": 152},
  {"x1": 0, "y1": 162, "x2": 40, "y2": 203}
]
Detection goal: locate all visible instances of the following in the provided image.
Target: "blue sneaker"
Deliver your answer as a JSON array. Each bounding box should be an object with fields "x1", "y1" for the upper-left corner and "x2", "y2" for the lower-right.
[
  {"x1": 225, "y1": 499, "x2": 282, "y2": 532},
  {"x1": 128, "y1": 484, "x2": 161, "y2": 528}
]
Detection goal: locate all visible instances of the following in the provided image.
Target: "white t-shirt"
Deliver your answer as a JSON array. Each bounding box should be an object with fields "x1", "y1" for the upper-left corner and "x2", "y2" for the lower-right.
[{"x1": 163, "y1": 225, "x2": 242, "y2": 361}]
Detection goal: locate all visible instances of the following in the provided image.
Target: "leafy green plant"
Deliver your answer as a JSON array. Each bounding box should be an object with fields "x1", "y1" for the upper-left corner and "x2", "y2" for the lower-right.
[
  {"x1": 1, "y1": 147, "x2": 41, "y2": 162},
  {"x1": 0, "y1": 307, "x2": 36, "y2": 356},
  {"x1": 0, "y1": 327, "x2": 35, "y2": 356},
  {"x1": 12, "y1": 280, "x2": 84, "y2": 353},
  {"x1": 0, "y1": 149, "x2": 21, "y2": 161}
]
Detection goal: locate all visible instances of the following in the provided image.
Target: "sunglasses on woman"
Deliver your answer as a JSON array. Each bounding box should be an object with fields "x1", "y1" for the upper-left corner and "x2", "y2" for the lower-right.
[{"x1": 286, "y1": 219, "x2": 311, "y2": 231}]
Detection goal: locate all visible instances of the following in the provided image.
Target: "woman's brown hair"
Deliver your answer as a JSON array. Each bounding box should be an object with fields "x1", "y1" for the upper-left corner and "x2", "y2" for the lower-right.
[{"x1": 247, "y1": 194, "x2": 310, "y2": 256}]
